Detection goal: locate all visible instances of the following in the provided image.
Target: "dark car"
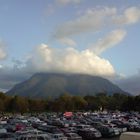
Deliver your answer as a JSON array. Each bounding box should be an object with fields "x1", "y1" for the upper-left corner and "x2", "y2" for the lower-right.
[
  {"x1": 91, "y1": 121, "x2": 121, "y2": 137},
  {"x1": 38, "y1": 125, "x2": 62, "y2": 134},
  {"x1": 77, "y1": 129, "x2": 101, "y2": 140},
  {"x1": 4, "y1": 124, "x2": 17, "y2": 133},
  {"x1": 96, "y1": 125, "x2": 118, "y2": 138},
  {"x1": 111, "y1": 120, "x2": 134, "y2": 131},
  {"x1": 111, "y1": 120, "x2": 128, "y2": 132},
  {"x1": 0, "y1": 132, "x2": 16, "y2": 140}
]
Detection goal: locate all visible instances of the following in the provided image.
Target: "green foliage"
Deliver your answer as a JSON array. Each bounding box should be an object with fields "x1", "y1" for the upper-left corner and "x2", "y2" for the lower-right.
[
  {"x1": 72, "y1": 96, "x2": 87, "y2": 111},
  {"x1": 0, "y1": 91, "x2": 140, "y2": 113},
  {"x1": 84, "y1": 95, "x2": 100, "y2": 111},
  {"x1": 0, "y1": 98, "x2": 5, "y2": 111},
  {"x1": 28, "y1": 99, "x2": 46, "y2": 112}
]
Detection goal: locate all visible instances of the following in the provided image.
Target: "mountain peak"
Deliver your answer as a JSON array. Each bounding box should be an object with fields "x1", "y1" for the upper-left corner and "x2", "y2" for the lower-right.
[{"x1": 6, "y1": 73, "x2": 127, "y2": 98}]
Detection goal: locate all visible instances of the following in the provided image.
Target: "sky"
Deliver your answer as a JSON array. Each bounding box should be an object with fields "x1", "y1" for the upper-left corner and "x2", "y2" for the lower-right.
[{"x1": 0, "y1": 0, "x2": 140, "y2": 95}]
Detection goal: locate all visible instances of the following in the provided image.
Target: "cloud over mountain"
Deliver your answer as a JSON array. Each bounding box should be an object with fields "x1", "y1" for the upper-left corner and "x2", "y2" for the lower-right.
[
  {"x1": 0, "y1": 6, "x2": 140, "y2": 94},
  {"x1": 26, "y1": 43, "x2": 115, "y2": 77},
  {"x1": 0, "y1": 29, "x2": 124, "y2": 90}
]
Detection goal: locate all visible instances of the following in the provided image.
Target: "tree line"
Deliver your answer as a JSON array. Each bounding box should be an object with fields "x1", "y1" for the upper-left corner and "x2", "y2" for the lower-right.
[{"x1": 0, "y1": 92, "x2": 140, "y2": 113}]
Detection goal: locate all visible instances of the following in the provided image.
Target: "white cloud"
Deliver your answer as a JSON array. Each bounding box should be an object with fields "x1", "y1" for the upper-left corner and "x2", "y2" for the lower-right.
[
  {"x1": 52, "y1": 6, "x2": 140, "y2": 41},
  {"x1": 26, "y1": 29, "x2": 127, "y2": 79},
  {"x1": 56, "y1": 0, "x2": 81, "y2": 5},
  {"x1": 0, "y1": 41, "x2": 7, "y2": 60},
  {"x1": 53, "y1": 7, "x2": 117, "y2": 39},
  {"x1": 113, "y1": 7, "x2": 140, "y2": 25},
  {"x1": 90, "y1": 29, "x2": 126, "y2": 55},
  {"x1": 25, "y1": 44, "x2": 115, "y2": 77},
  {"x1": 58, "y1": 37, "x2": 77, "y2": 47}
]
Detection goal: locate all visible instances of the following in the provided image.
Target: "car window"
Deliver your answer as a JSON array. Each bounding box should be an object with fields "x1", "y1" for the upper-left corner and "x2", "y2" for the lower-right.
[{"x1": 37, "y1": 136, "x2": 44, "y2": 140}]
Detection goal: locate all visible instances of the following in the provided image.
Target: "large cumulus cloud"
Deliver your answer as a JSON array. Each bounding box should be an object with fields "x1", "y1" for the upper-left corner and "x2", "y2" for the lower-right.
[
  {"x1": 25, "y1": 29, "x2": 127, "y2": 77},
  {"x1": 26, "y1": 44, "x2": 115, "y2": 77}
]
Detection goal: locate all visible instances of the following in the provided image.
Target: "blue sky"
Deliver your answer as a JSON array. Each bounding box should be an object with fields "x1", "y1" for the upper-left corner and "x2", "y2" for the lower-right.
[{"x1": 0, "y1": 0, "x2": 140, "y2": 95}]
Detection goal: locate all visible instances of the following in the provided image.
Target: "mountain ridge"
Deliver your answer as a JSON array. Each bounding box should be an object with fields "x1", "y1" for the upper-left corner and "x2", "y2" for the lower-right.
[{"x1": 6, "y1": 73, "x2": 128, "y2": 98}]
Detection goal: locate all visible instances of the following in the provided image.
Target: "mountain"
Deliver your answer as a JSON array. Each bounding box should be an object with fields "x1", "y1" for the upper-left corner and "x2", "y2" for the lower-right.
[{"x1": 6, "y1": 73, "x2": 127, "y2": 98}]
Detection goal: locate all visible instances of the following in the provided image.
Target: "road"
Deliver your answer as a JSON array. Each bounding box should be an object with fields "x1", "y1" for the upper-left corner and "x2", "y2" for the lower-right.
[{"x1": 101, "y1": 136, "x2": 120, "y2": 140}]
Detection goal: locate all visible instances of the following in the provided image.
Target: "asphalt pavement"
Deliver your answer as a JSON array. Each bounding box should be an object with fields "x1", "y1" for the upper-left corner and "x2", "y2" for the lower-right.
[{"x1": 101, "y1": 136, "x2": 120, "y2": 140}]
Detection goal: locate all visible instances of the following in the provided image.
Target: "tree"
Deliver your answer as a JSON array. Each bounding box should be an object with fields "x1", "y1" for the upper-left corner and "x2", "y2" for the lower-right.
[
  {"x1": 96, "y1": 92, "x2": 108, "y2": 111},
  {"x1": 134, "y1": 95, "x2": 140, "y2": 112},
  {"x1": 0, "y1": 99, "x2": 5, "y2": 112},
  {"x1": 84, "y1": 95, "x2": 99, "y2": 111},
  {"x1": 121, "y1": 96, "x2": 135, "y2": 111},
  {"x1": 28, "y1": 99, "x2": 46, "y2": 112},
  {"x1": 51, "y1": 93, "x2": 73, "y2": 112},
  {"x1": 72, "y1": 96, "x2": 87, "y2": 111},
  {"x1": 0, "y1": 92, "x2": 7, "y2": 112},
  {"x1": 8, "y1": 96, "x2": 29, "y2": 113}
]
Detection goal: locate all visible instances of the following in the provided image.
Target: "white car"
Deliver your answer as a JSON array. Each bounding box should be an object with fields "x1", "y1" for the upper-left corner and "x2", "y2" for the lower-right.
[
  {"x1": 17, "y1": 133, "x2": 56, "y2": 140},
  {"x1": 65, "y1": 133, "x2": 82, "y2": 140}
]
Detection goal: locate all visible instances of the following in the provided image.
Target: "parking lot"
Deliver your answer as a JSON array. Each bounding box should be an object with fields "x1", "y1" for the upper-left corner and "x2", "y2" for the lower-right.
[{"x1": 0, "y1": 112, "x2": 140, "y2": 139}]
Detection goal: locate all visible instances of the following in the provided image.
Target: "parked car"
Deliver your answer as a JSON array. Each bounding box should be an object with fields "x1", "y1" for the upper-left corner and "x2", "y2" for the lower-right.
[
  {"x1": 77, "y1": 129, "x2": 101, "y2": 140},
  {"x1": 67, "y1": 127, "x2": 77, "y2": 133},
  {"x1": 106, "y1": 123, "x2": 121, "y2": 135},
  {"x1": 110, "y1": 120, "x2": 127, "y2": 132},
  {"x1": 0, "y1": 124, "x2": 7, "y2": 133},
  {"x1": 65, "y1": 132, "x2": 82, "y2": 140},
  {"x1": 96, "y1": 125, "x2": 118, "y2": 138},
  {"x1": 0, "y1": 132, "x2": 16, "y2": 140},
  {"x1": 50, "y1": 133, "x2": 68, "y2": 140},
  {"x1": 5, "y1": 124, "x2": 17, "y2": 132},
  {"x1": 38, "y1": 125, "x2": 62, "y2": 134},
  {"x1": 17, "y1": 133, "x2": 56, "y2": 140}
]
